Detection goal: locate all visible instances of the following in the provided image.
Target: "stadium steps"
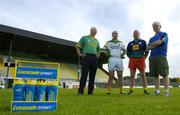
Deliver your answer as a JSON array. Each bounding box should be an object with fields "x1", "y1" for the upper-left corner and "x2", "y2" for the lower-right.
[{"x1": 60, "y1": 63, "x2": 78, "y2": 80}]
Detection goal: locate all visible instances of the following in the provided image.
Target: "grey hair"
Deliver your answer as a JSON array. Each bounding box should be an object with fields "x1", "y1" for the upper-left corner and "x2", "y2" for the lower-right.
[{"x1": 152, "y1": 21, "x2": 161, "y2": 26}]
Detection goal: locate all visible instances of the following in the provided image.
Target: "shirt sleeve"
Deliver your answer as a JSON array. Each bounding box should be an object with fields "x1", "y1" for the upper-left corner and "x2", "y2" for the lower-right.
[
  {"x1": 161, "y1": 33, "x2": 168, "y2": 44},
  {"x1": 121, "y1": 42, "x2": 126, "y2": 50},
  {"x1": 142, "y1": 40, "x2": 147, "y2": 51},
  {"x1": 126, "y1": 42, "x2": 131, "y2": 57},
  {"x1": 76, "y1": 37, "x2": 84, "y2": 48}
]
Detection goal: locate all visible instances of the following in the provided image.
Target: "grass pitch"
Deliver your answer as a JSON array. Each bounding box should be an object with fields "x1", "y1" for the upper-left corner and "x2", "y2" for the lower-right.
[{"x1": 1, "y1": 88, "x2": 180, "y2": 115}]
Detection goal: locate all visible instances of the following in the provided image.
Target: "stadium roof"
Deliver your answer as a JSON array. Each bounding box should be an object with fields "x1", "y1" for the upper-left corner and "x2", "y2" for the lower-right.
[
  {"x1": 0, "y1": 24, "x2": 78, "y2": 64},
  {"x1": 0, "y1": 24, "x2": 107, "y2": 65}
]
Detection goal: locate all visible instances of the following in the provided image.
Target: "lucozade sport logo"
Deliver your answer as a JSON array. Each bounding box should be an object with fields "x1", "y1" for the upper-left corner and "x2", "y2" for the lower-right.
[
  {"x1": 12, "y1": 102, "x2": 56, "y2": 112},
  {"x1": 16, "y1": 67, "x2": 57, "y2": 79}
]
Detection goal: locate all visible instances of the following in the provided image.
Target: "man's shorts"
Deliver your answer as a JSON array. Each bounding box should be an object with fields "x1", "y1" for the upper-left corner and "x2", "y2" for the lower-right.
[
  {"x1": 149, "y1": 56, "x2": 169, "y2": 77},
  {"x1": 128, "y1": 57, "x2": 146, "y2": 71},
  {"x1": 108, "y1": 57, "x2": 123, "y2": 71}
]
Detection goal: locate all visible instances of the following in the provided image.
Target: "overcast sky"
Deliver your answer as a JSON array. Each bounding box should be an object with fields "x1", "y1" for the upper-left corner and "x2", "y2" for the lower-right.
[{"x1": 0, "y1": 0, "x2": 180, "y2": 77}]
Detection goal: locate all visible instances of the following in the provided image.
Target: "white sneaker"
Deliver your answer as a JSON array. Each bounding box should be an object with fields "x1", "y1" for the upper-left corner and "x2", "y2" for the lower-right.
[{"x1": 154, "y1": 90, "x2": 160, "y2": 95}]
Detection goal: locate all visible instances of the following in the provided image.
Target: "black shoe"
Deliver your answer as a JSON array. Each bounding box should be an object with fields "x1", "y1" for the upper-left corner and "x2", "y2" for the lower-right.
[
  {"x1": 77, "y1": 92, "x2": 83, "y2": 96},
  {"x1": 144, "y1": 90, "x2": 150, "y2": 95},
  {"x1": 88, "y1": 92, "x2": 93, "y2": 95},
  {"x1": 106, "y1": 92, "x2": 111, "y2": 95},
  {"x1": 127, "y1": 90, "x2": 134, "y2": 95}
]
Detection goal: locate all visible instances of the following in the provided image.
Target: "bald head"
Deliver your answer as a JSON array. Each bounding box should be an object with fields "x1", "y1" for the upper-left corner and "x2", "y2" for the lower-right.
[
  {"x1": 133, "y1": 30, "x2": 140, "y2": 39},
  {"x1": 152, "y1": 21, "x2": 161, "y2": 33},
  {"x1": 112, "y1": 31, "x2": 118, "y2": 39},
  {"x1": 90, "y1": 27, "x2": 97, "y2": 37}
]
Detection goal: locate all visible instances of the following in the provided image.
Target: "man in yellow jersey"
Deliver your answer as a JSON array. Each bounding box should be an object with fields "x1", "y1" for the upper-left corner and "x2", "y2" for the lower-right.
[{"x1": 75, "y1": 27, "x2": 100, "y2": 95}]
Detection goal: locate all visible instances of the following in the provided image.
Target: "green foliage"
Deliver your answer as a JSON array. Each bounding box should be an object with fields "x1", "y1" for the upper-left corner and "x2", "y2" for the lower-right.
[{"x1": 1, "y1": 88, "x2": 180, "y2": 115}]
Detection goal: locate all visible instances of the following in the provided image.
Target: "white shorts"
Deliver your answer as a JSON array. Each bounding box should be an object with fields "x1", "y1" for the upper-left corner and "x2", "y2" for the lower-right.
[{"x1": 108, "y1": 57, "x2": 124, "y2": 71}]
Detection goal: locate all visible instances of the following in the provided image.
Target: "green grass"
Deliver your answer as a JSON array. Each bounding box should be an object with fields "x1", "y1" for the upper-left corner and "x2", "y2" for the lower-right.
[{"x1": 1, "y1": 88, "x2": 180, "y2": 115}]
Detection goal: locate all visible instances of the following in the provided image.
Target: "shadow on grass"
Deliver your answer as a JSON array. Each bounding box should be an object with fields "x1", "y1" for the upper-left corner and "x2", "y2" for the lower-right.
[{"x1": 0, "y1": 106, "x2": 11, "y2": 112}]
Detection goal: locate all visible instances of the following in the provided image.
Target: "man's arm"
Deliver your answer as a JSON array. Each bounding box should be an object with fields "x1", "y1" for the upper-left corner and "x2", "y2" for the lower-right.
[
  {"x1": 150, "y1": 39, "x2": 163, "y2": 47},
  {"x1": 147, "y1": 33, "x2": 167, "y2": 50},
  {"x1": 126, "y1": 43, "x2": 131, "y2": 58},
  {"x1": 101, "y1": 42, "x2": 109, "y2": 56},
  {"x1": 146, "y1": 39, "x2": 163, "y2": 50},
  {"x1": 144, "y1": 50, "x2": 149, "y2": 59},
  {"x1": 96, "y1": 41, "x2": 101, "y2": 58},
  {"x1": 146, "y1": 45, "x2": 154, "y2": 50},
  {"x1": 76, "y1": 37, "x2": 86, "y2": 58},
  {"x1": 75, "y1": 45, "x2": 85, "y2": 58},
  {"x1": 120, "y1": 43, "x2": 126, "y2": 59}
]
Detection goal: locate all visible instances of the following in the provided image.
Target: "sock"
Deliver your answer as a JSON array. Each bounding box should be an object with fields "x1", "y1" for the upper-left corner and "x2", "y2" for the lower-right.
[
  {"x1": 164, "y1": 89, "x2": 169, "y2": 93},
  {"x1": 130, "y1": 87, "x2": 133, "y2": 91},
  {"x1": 107, "y1": 86, "x2": 112, "y2": 93},
  {"x1": 120, "y1": 87, "x2": 124, "y2": 93},
  {"x1": 143, "y1": 87, "x2": 147, "y2": 91}
]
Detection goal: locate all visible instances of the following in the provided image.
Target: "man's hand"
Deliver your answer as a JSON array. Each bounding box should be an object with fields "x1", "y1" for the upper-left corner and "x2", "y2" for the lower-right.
[
  {"x1": 79, "y1": 54, "x2": 86, "y2": 58},
  {"x1": 144, "y1": 50, "x2": 149, "y2": 59},
  {"x1": 147, "y1": 39, "x2": 163, "y2": 50},
  {"x1": 121, "y1": 49, "x2": 126, "y2": 59},
  {"x1": 121, "y1": 54, "x2": 125, "y2": 59},
  {"x1": 96, "y1": 52, "x2": 100, "y2": 58}
]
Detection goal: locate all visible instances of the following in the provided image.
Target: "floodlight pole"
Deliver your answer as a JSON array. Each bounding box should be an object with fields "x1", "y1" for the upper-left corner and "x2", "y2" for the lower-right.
[
  {"x1": 6, "y1": 39, "x2": 13, "y2": 77},
  {"x1": 5, "y1": 35, "x2": 14, "y2": 88}
]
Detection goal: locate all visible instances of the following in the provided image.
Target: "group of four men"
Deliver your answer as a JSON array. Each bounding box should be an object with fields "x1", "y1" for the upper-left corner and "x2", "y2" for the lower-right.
[{"x1": 75, "y1": 21, "x2": 169, "y2": 96}]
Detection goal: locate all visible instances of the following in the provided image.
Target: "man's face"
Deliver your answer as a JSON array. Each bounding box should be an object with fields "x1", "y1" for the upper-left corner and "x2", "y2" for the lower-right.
[
  {"x1": 153, "y1": 24, "x2": 161, "y2": 33},
  {"x1": 133, "y1": 31, "x2": 140, "y2": 39},
  {"x1": 112, "y1": 31, "x2": 118, "y2": 39},
  {"x1": 90, "y1": 27, "x2": 97, "y2": 37}
]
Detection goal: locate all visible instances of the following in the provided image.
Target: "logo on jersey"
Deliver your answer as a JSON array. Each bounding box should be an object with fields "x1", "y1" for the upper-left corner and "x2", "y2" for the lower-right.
[
  {"x1": 132, "y1": 44, "x2": 139, "y2": 50},
  {"x1": 110, "y1": 45, "x2": 120, "y2": 49}
]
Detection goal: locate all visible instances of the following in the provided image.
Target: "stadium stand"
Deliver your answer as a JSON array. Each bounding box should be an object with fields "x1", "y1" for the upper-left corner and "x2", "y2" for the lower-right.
[{"x1": 0, "y1": 24, "x2": 108, "y2": 88}]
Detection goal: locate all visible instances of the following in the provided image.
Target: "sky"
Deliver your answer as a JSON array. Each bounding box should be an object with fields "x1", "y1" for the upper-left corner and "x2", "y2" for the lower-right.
[{"x1": 0, "y1": 0, "x2": 180, "y2": 77}]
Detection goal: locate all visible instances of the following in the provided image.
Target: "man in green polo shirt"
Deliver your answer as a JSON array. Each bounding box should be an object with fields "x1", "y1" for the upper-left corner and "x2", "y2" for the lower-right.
[{"x1": 76, "y1": 27, "x2": 100, "y2": 95}]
